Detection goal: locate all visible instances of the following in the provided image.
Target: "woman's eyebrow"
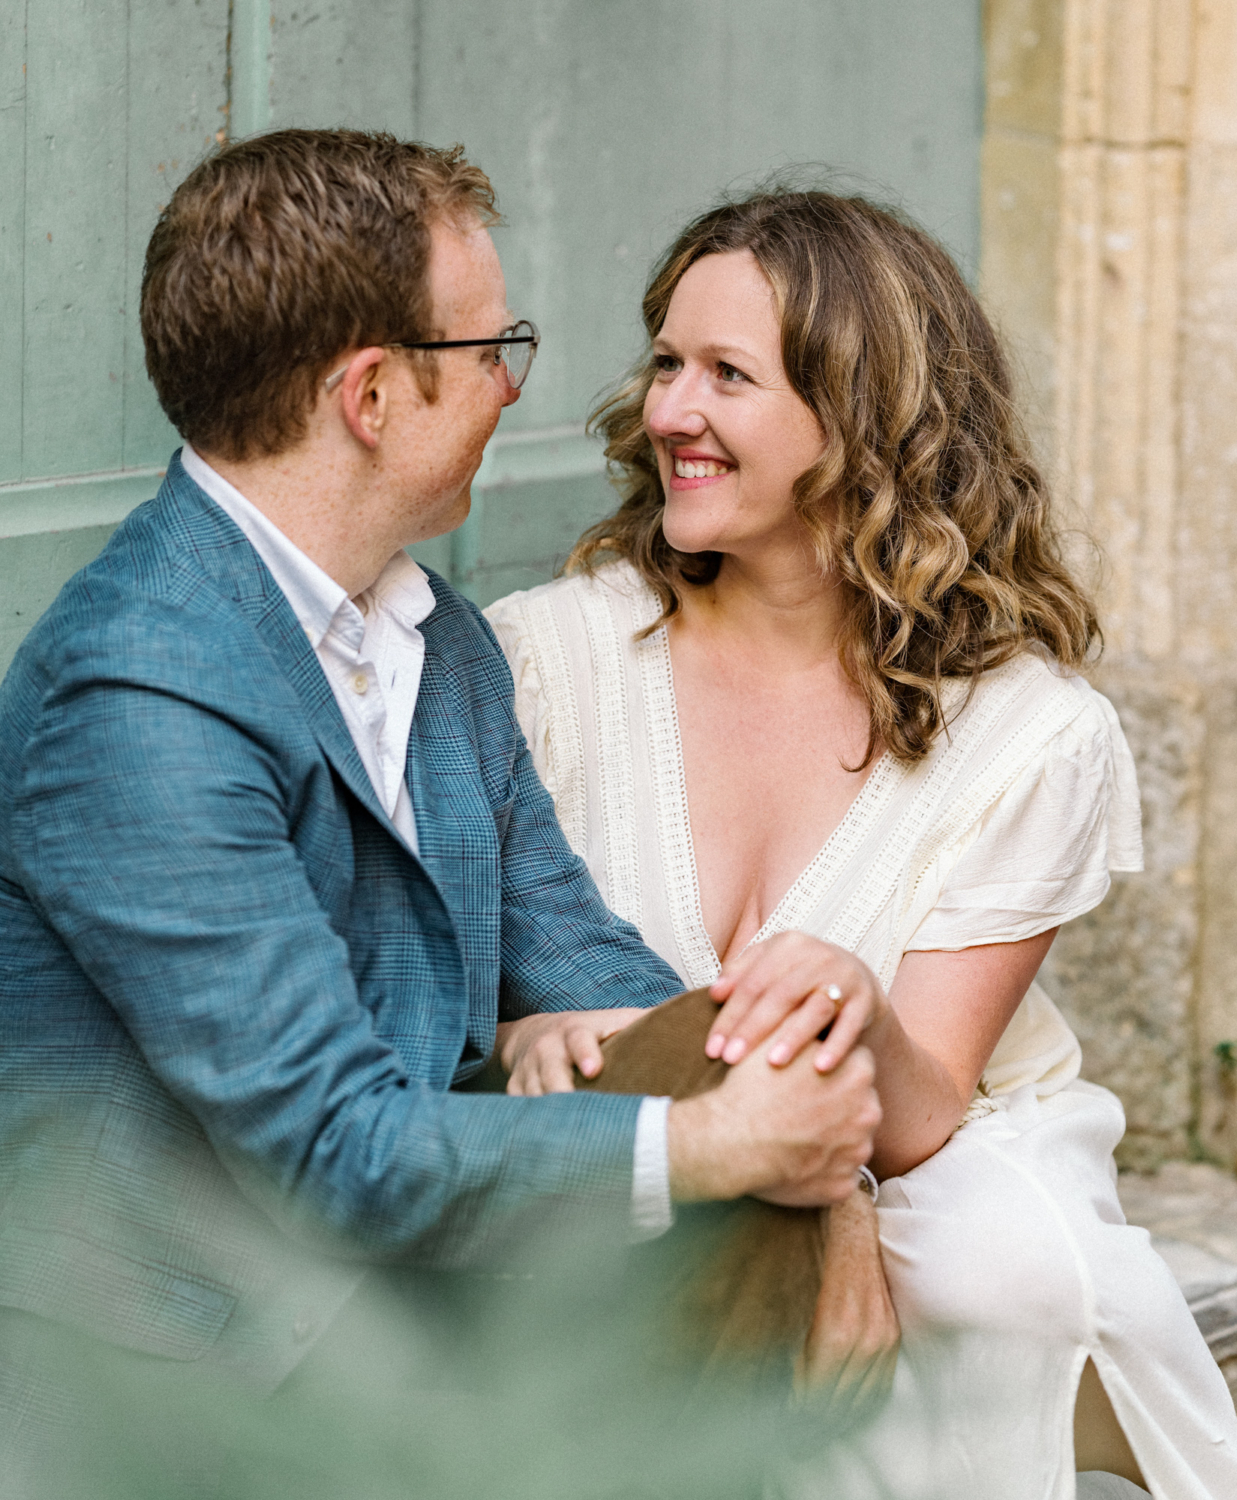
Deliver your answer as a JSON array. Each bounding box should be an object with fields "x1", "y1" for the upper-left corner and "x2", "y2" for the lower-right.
[{"x1": 652, "y1": 335, "x2": 763, "y2": 366}]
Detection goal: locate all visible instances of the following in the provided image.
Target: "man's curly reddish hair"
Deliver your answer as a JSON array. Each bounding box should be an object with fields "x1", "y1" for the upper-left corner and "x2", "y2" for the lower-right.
[{"x1": 141, "y1": 128, "x2": 497, "y2": 461}]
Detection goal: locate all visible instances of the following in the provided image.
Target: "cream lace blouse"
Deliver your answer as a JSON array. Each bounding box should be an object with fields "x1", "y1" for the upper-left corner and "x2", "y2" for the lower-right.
[{"x1": 485, "y1": 561, "x2": 1143, "y2": 1104}]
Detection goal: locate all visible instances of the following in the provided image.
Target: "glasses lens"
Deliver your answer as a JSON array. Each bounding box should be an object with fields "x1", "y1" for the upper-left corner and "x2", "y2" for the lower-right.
[{"x1": 503, "y1": 321, "x2": 538, "y2": 389}]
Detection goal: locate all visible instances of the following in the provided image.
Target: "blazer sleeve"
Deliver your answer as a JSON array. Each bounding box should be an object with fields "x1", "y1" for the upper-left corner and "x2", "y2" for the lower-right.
[
  {"x1": 9, "y1": 609, "x2": 657, "y2": 1267},
  {"x1": 462, "y1": 595, "x2": 684, "y2": 1019},
  {"x1": 496, "y1": 727, "x2": 685, "y2": 1019}
]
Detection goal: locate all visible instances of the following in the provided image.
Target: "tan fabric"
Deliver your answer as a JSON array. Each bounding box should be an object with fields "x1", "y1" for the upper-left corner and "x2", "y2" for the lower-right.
[{"x1": 575, "y1": 989, "x2": 825, "y2": 1371}]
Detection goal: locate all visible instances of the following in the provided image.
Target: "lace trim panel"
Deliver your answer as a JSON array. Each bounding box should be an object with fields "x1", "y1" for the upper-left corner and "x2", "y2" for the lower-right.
[
  {"x1": 520, "y1": 590, "x2": 589, "y2": 860},
  {"x1": 579, "y1": 582, "x2": 643, "y2": 931},
  {"x1": 746, "y1": 752, "x2": 912, "y2": 949},
  {"x1": 630, "y1": 587, "x2": 722, "y2": 989}
]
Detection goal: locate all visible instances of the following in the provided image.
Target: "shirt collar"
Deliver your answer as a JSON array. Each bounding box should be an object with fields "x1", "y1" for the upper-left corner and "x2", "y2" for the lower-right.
[{"x1": 181, "y1": 443, "x2": 435, "y2": 648}]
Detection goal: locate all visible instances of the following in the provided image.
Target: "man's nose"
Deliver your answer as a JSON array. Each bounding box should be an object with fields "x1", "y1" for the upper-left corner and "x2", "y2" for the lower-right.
[{"x1": 499, "y1": 377, "x2": 521, "y2": 408}]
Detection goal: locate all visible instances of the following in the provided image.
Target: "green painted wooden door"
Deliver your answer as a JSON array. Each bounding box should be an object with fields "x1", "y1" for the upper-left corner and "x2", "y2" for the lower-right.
[{"x1": 0, "y1": 0, "x2": 981, "y2": 668}]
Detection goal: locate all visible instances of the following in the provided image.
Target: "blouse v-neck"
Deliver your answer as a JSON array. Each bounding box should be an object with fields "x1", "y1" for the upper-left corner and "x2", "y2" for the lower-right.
[{"x1": 629, "y1": 582, "x2": 908, "y2": 987}]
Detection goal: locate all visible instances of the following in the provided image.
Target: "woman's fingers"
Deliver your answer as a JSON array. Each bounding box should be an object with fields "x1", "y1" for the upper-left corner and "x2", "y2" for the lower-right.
[
  {"x1": 813, "y1": 995, "x2": 873, "y2": 1072},
  {"x1": 706, "y1": 932, "x2": 886, "y2": 1068},
  {"x1": 505, "y1": 1009, "x2": 643, "y2": 1097},
  {"x1": 737, "y1": 975, "x2": 841, "y2": 1066},
  {"x1": 709, "y1": 944, "x2": 828, "y2": 1060},
  {"x1": 705, "y1": 948, "x2": 764, "y2": 1056},
  {"x1": 565, "y1": 1022, "x2": 606, "y2": 1081}
]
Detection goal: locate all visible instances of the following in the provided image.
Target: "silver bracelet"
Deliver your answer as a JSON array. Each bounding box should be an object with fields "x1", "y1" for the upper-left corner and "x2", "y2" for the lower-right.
[{"x1": 855, "y1": 1165, "x2": 880, "y2": 1204}]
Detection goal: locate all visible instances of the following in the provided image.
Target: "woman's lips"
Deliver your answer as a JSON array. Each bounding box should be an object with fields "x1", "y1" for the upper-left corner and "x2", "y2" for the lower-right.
[{"x1": 667, "y1": 454, "x2": 735, "y2": 490}]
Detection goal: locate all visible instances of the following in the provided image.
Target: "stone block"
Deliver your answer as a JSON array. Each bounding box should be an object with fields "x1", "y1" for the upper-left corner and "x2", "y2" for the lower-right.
[
  {"x1": 0, "y1": 526, "x2": 117, "y2": 676},
  {"x1": 1195, "y1": 681, "x2": 1237, "y2": 1164},
  {"x1": 1178, "y1": 142, "x2": 1237, "y2": 664},
  {"x1": 984, "y1": 0, "x2": 1065, "y2": 135},
  {"x1": 979, "y1": 129, "x2": 1061, "y2": 455}
]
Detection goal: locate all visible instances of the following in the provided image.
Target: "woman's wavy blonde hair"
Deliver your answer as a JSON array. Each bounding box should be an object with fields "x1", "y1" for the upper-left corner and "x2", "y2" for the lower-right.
[{"x1": 569, "y1": 189, "x2": 1098, "y2": 765}]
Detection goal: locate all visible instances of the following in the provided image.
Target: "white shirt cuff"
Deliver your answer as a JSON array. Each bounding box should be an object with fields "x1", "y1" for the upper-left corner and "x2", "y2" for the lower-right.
[{"x1": 630, "y1": 1095, "x2": 674, "y2": 1242}]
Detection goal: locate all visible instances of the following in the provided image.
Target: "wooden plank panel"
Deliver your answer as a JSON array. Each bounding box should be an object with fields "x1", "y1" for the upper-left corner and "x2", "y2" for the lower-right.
[
  {"x1": 0, "y1": 0, "x2": 27, "y2": 483},
  {"x1": 122, "y1": 0, "x2": 229, "y2": 470},
  {"x1": 269, "y1": 1, "x2": 416, "y2": 136},
  {"x1": 463, "y1": 471, "x2": 614, "y2": 608},
  {"x1": 415, "y1": 0, "x2": 983, "y2": 443},
  {"x1": 230, "y1": 0, "x2": 272, "y2": 139},
  {"x1": 22, "y1": 0, "x2": 128, "y2": 479},
  {"x1": 0, "y1": 525, "x2": 117, "y2": 674}
]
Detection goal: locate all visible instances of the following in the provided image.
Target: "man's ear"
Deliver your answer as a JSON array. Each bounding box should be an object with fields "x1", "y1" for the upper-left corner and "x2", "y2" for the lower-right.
[{"x1": 336, "y1": 347, "x2": 392, "y2": 451}]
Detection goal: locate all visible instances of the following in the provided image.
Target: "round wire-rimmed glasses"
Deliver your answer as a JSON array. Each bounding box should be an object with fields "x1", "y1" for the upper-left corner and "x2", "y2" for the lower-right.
[
  {"x1": 394, "y1": 318, "x2": 541, "y2": 390},
  {"x1": 324, "y1": 319, "x2": 541, "y2": 394}
]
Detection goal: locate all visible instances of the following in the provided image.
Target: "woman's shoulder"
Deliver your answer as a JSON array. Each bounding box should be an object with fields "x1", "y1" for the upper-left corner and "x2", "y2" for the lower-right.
[
  {"x1": 936, "y1": 648, "x2": 1142, "y2": 870},
  {"x1": 483, "y1": 558, "x2": 649, "y2": 633},
  {"x1": 945, "y1": 649, "x2": 1122, "y2": 758},
  {"x1": 483, "y1": 560, "x2": 658, "y2": 672}
]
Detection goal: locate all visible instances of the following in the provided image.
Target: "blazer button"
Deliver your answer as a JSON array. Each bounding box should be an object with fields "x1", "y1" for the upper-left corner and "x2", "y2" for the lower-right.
[{"x1": 292, "y1": 1314, "x2": 317, "y2": 1344}]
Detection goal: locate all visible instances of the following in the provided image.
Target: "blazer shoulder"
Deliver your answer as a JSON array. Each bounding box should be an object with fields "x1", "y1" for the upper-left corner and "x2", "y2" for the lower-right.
[
  {"x1": 5, "y1": 548, "x2": 294, "y2": 754},
  {"x1": 421, "y1": 569, "x2": 515, "y2": 689}
]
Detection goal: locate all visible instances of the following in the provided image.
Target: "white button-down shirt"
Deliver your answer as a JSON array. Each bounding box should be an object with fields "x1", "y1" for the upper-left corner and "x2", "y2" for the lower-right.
[
  {"x1": 181, "y1": 445, "x2": 672, "y2": 1239},
  {"x1": 183, "y1": 443, "x2": 432, "y2": 855}
]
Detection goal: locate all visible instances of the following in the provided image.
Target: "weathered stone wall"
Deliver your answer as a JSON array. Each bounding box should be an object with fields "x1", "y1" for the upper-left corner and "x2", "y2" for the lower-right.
[{"x1": 982, "y1": 0, "x2": 1237, "y2": 1167}]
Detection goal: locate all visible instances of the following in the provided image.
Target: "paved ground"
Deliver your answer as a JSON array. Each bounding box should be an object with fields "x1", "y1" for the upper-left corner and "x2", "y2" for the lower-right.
[{"x1": 1118, "y1": 1161, "x2": 1237, "y2": 1395}]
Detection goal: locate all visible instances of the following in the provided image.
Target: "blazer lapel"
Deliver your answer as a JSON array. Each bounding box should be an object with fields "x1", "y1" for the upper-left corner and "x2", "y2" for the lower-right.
[
  {"x1": 158, "y1": 458, "x2": 408, "y2": 847},
  {"x1": 401, "y1": 649, "x2": 471, "y2": 922}
]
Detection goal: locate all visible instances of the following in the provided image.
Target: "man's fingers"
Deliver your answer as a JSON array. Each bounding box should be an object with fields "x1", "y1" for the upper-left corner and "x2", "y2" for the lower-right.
[{"x1": 508, "y1": 1067, "x2": 540, "y2": 1098}]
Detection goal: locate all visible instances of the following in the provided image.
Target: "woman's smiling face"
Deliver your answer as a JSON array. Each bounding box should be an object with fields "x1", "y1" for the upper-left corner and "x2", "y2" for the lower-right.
[{"x1": 642, "y1": 248, "x2": 827, "y2": 560}]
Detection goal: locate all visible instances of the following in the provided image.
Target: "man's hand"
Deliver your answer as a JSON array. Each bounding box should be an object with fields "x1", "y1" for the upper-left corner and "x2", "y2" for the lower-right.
[
  {"x1": 666, "y1": 1037, "x2": 880, "y2": 1206},
  {"x1": 796, "y1": 1192, "x2": 900, "y2": 1421},
  {"x1": 705, "y1": 931, "x2": 888, "y2": 1074},
  {"x1": 499, "y1": 1009, "x2": 645, "y2": 1095}
]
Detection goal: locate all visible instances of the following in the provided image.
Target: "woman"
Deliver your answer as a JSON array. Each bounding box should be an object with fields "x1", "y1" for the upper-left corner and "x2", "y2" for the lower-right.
[{"x1": 484, "y1": 190, "x2": 1237, "y2": 1499}]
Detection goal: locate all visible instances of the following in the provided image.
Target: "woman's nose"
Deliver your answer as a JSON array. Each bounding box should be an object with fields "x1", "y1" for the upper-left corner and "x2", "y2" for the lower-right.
[{"x1": 645, "y1": 375, "x2": 706, "y2": 439}]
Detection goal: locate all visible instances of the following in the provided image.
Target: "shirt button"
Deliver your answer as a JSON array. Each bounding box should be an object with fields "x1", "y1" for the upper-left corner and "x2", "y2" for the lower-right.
[{"x1": 351, "y1": 673, "x2": 369, "y2": 695}]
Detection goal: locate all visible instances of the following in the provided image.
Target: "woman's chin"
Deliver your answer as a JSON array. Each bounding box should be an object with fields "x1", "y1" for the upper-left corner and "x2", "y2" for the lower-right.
[{"x1": 661, "y1": 515, "x2": 728, "y2": 556}]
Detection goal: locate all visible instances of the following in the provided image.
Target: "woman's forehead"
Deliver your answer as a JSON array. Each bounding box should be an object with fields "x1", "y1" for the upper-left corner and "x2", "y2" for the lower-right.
[{"x1": 657, "y1": 250, "x2": 779, "y2": 364}]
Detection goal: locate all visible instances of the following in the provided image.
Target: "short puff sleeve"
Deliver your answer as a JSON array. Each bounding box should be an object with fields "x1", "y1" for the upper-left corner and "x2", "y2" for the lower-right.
[{"x1": 905, "y1": 678, "x2": 1142, "y2": 953}]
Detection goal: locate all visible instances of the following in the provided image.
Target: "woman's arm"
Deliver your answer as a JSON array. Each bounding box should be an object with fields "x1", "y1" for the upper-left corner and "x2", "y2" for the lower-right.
[
  {"x1": 864, "y1": 929, "x2": 1058, "y2": 1178},
  {"x1": 706, "y1": 926, "x2": 1059, "y2": 1179}
]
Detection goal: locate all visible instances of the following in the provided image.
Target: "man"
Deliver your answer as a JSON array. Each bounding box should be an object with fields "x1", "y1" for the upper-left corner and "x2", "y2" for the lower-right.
[{"x1": 0, "y1": 131, "x2": 880, "y2": 1474}]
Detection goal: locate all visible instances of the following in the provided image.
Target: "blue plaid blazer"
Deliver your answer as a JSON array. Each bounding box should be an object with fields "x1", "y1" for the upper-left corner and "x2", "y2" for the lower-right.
[{"x1": 0, "y1": 454, "x2": 681, "y2": 1384}]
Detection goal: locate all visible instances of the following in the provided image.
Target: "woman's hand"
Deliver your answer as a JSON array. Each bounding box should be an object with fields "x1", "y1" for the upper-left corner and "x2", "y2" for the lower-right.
[
  {"x1": 795, "y1": 1189, "x2": 900, "y2": 1421},
  {"x1": 498, "y1": 1008, "x2": 645, "y2": 1096},
  {"x1": 706, "y1": 931, "x2": 888, "y2": 1073}
]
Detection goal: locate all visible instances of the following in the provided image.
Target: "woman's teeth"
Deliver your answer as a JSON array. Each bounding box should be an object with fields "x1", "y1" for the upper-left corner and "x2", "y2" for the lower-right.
[{"x1": 673, "y1": 458, "x2": 731, "y2": 478}]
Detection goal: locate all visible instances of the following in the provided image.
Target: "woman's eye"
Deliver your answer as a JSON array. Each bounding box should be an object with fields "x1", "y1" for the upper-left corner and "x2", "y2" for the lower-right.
[
  {"x1": 718, "y1": 363, "x2": 748, "y2": 384},
  {"x1": 653, "y1": 354, "x2": 681, "y2": 375}
]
